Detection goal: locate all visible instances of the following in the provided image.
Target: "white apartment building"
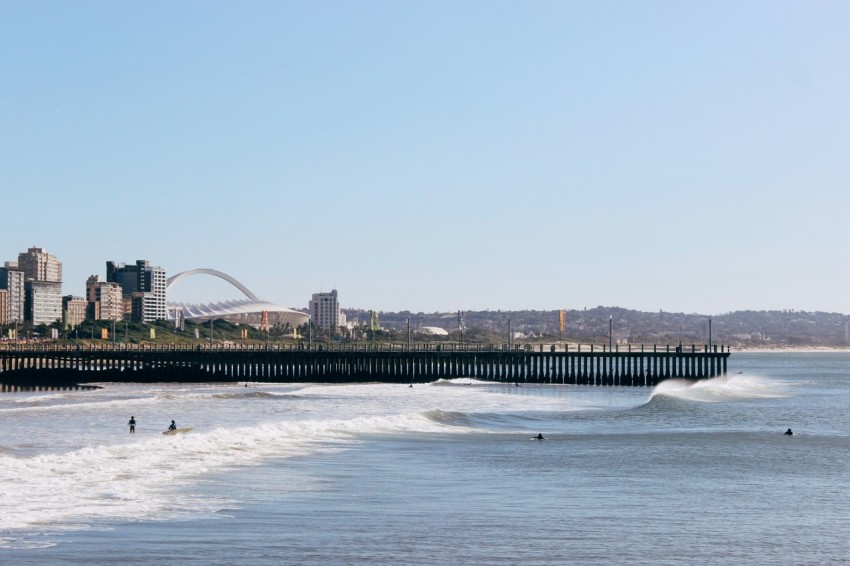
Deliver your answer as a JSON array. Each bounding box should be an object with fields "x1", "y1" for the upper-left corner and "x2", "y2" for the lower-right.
[
  {"x1": 26, "y1": 280, "x2": 63, "y2": 325},
  {"x1": 0, "y1": 268, "x2": 25, "y2": 323},
  {"x1": 16, "y1": 247, "x2": 63, "y2": 325},
  {"x1": 309, "y1": 289, "x2": 345, "y2": 330}
]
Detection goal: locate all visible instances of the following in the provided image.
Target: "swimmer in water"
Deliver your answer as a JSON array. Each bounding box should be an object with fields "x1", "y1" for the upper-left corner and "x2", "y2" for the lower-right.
[
  {"x1": 784, "y1": 428, "x2": 794, "y2": 436},
  {"x1": 535, "y1": 433, "x2": 544, "y2": 440}
]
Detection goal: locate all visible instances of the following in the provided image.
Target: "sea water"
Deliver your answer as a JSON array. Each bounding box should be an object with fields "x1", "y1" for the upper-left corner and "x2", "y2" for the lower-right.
[{"x1": 1, "y1": 352, "x2": 848, "y2": 565}]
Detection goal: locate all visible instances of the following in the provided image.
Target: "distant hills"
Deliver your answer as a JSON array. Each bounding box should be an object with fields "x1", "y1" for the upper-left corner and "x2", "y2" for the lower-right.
[{"x1": 343, "y1": 307, "x2": 850, "y2": 349}]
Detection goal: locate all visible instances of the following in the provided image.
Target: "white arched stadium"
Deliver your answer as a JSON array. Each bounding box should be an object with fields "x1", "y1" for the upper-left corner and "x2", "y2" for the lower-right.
[{"x1": 165, "y1": 269, "x2": 309, "y2": 328}]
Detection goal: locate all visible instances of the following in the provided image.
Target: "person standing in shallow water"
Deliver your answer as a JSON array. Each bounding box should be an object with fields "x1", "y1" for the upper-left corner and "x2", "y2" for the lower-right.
[{"x1": 128, "y1": 416, "x2": 136, "y2": 434}]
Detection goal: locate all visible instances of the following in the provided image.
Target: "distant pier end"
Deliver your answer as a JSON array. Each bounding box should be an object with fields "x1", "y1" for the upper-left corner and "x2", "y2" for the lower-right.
[{"x1": 0, "y1": 344, "x2": 729, "y2": 389}]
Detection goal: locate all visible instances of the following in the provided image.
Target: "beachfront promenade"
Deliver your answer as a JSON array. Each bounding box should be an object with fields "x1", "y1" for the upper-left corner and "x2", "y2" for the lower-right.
[{"x1": 0, "y1": 343, "x2": 729, "y2": 390}]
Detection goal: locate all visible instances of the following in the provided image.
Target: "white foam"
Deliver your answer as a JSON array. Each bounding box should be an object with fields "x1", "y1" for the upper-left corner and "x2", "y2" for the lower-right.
[
  {"x1": 0, "y1": 380, "x2": 592, "y2": 537},
  {"x1": 0, "y1": 410, "x2": 473, "y2": 533},
  {"x1": 650, "y1": 374, "x2": 789, "y2": 402}
]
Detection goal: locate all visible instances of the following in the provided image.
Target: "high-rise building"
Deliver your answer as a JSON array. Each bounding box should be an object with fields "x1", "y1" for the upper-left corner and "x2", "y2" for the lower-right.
[
  {"x1": 106, "y1": 260, "x2": 166, "y2": 322},
  {"x1": 18, "y1": 247, "x2": 62, "y2": 283},
  {"x1": 25, "y1": 280, "x2": 63, "y2": 325},
  {"x1": 0, "y1": 267, "x2": 25, "y2": 323},
  {"x1": 14, "y1": 247, "x2": 63, "y2": 325},
  {"x1": 309, "y1": 289, "x2": 344, "y2": 330}
]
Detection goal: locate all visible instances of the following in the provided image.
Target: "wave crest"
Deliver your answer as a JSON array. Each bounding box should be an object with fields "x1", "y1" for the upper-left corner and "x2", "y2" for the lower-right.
[
  {"x1": 211, "y1": 392, "x2": 301, "y2": 400},
  {"x1": 421, "y1": 409, "x2": 472, "y2": 426},
  {"x1": 650, "y1": 374, "x2": 788, "y2": 403}
]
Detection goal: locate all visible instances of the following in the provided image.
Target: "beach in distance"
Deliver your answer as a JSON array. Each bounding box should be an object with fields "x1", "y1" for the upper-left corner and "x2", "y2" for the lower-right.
[{"x1": 1, "y1": 351, "x2": 848, "y2": 565}]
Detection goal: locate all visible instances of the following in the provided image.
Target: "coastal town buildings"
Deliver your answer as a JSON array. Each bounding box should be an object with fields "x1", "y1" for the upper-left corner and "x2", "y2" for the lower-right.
[
  {"x1": 16, "y1": 247, "x2": 63, "y2": 325},
  {"x1": 309, "y1": 289, "x2": 346, "y2": 330},
  {"x1": 0, "y1": 267, "x2": 25, "y2": 323},
  {"x1": 62, "y1": 295, "x2": 88, "y2": 328},
  {"x1": 26, "y1": 281, "x2": 63, "y2": 325},
  {"x1": 106, "y1": 260, "x2": 166, "y2": 323},
  {"x1": 85, "y1": 276, "x2": 125, "y2": 321},
  {"x1": 18, "y1": 247, "x2": 62, "y2": 282}
]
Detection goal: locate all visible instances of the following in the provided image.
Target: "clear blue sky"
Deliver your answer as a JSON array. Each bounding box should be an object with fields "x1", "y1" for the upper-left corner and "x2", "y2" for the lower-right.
[{"x1": 2, "y1": 1, "x2": 849, "y2": 314}]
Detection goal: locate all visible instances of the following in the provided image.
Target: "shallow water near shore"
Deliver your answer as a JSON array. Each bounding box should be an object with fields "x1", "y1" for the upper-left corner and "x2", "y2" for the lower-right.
[{"x1": 1, "y1": 352, "x2": 848, "y2": 564}]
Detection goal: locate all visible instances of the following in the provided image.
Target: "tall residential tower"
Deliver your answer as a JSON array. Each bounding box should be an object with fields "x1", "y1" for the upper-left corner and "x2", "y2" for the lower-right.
[
  {"x1": 0, "y1": 267, "x2": 25, "y2": 323},
  {"x1": 17, "y1": 247, "x2": 63, "y2": 325},
  {"x1": 309, "y1": 289, "x2": 346, "y2": 330},
  {"x1": 106, "y1": 260, "x2": 166, "y2": 322}
]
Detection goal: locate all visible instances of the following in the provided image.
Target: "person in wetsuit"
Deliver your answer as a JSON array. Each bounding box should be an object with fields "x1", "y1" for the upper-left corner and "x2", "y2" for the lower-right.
[
  {"x1": 784, "y1": 428, "x2": 794, "y2": 436},
  {"x1": 169, "y1": 420, "x2": 177, "y2": 431},
  {"x1": 535, "y1": 433, "x2": 544, "y2": 440},
  {"x1": 128, "y1": 416, "x2": 136, "y2": 434}
]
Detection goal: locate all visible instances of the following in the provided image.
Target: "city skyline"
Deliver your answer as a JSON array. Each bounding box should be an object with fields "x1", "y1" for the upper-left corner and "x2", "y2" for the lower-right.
[{"x1": 3, "y1": 2, "x2": 849, "y2": 315}]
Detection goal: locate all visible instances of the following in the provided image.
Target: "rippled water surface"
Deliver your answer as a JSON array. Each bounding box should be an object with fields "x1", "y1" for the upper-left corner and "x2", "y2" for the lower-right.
[{"x1": 1, "y1": 352, "x2": 848, "y2": 564}]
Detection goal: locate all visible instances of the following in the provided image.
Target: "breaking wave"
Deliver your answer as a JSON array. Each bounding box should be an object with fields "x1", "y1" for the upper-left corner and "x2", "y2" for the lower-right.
[{"x1": 650, "y1": 374, "x2": 789, "y2": 403}]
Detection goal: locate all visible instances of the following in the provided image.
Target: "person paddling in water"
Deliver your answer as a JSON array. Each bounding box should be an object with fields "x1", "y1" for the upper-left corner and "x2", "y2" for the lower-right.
[
  {"x1": 784, "y1": 428, "x2": 794, "y2": 436},
  {"x1": 535, "y1": 433, "x2": 544, "y2": 440},
  {"x1": 128, "y1": 416, "x2": 136, "y2": 434},
  {"x1": 168, "y1": 420, "x2": 177, "y2": 431}
]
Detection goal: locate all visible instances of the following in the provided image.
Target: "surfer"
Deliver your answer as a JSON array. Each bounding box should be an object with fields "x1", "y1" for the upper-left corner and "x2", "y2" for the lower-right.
[
  {"x1": 784, "y1": 428, "x2": 794, "y2": 436},
  {"x1": 168, "y1": 420, "x2": 177, "y2": 431},
  {"x1": 128, "y1": 416, "x2": 136, "y2": 434},
  {"x1": 535, "y1": 433, "x2": 544, "y2": 440}
]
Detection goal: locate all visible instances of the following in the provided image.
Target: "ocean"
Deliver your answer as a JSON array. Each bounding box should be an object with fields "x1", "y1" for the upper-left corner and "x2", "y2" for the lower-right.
[{"x1": 1, "y1": 351, "x2": 848, "y2": 565}]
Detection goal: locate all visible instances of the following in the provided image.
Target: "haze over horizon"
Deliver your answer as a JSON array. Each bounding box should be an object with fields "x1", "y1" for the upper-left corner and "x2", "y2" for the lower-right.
[{"x1": 3, "y1": 2, "x2": 848, "y2": 316}]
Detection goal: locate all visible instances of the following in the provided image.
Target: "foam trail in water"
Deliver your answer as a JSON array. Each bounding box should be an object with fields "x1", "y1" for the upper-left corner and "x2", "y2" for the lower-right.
[
  {"x1": 0, "y1": 379, "x2": 593, "y2": 545},
  {"x1": 650, "y1": 374, "x2": 789, "y2": 402},
  {"x1": 0, "y1": 409, "x2": 478, "y2": 536}
]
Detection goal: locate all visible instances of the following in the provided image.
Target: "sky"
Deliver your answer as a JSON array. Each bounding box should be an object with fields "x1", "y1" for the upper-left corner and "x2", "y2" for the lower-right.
[{"x1": 2, "y1": 1, "x2": 849, "y2": 315}]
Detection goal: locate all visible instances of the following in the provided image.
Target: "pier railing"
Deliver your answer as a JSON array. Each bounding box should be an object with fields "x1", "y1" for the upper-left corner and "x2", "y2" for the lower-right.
[{"x1": 0, "y1": 341, "x2": 730, "y2": 354}]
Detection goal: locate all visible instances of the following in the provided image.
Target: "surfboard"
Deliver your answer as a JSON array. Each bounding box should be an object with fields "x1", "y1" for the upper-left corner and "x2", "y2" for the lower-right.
[{"x1": 162, "y1": 427, "x2": 193, "y2": 435}]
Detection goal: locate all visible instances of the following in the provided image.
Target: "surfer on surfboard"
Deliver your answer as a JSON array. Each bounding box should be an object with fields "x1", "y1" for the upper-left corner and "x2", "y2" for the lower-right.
[{"x1": 168, "y1": 420, "x2": 177, "y2": 431}]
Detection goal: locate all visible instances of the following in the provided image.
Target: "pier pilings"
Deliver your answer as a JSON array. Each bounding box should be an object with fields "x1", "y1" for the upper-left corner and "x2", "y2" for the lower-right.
[{"x1": 0, "y1": 344, "x2": 729, "y2": 388}]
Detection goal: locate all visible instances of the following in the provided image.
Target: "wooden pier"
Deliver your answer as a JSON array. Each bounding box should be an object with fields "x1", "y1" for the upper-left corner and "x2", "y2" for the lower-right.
[{"x1": 0, "y1": 343, "x2": 729, "y2": 389}]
